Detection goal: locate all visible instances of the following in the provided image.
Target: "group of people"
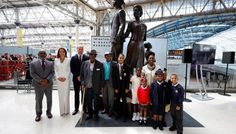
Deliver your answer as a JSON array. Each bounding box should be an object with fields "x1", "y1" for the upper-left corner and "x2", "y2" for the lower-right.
[
  {"x1": 0, "y1": 53, "x2": 26, "y2": 81},
  {"x1": 29, "y1": 45, "x2": 184, "y2": 134},
  {"x1": 130, "y1": 64, "x2": 184, "y2": 134}
]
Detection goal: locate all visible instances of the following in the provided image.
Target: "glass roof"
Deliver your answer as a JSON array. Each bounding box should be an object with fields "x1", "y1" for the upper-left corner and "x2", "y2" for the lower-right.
[
  {"x1": 86, "y1": 0, "x2": 111, "y2": 9},
  {"x1": 80, "y1": 0, "x2": 150, "y2": 10},
  {"x1": 1, "y1": 0, "x2": 236, "y2": 52}
]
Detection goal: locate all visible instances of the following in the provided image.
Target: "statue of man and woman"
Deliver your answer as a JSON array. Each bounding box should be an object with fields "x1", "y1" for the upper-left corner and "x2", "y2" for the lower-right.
[{"x1": 110, "y1": 0, "x2": 148, "y2": 68}]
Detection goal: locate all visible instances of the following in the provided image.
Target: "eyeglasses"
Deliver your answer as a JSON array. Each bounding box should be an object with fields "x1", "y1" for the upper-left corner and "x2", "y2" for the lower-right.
[{"x1": 39, "y1": 52, "x2": 46, "y2": 55}]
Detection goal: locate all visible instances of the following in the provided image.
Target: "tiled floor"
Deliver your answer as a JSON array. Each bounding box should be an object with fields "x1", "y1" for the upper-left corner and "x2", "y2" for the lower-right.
[{"x1": 0, "y1": 90, "x2": 236, "y2": 134}]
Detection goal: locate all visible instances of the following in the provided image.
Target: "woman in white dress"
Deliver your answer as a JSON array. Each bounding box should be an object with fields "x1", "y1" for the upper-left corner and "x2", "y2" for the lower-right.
[
  {"x1": 142, "y1": 52, "x2": 161, "y2": 86},
  {"x1": 54, "y1": 48, "x2": 71, "y2": 116}
]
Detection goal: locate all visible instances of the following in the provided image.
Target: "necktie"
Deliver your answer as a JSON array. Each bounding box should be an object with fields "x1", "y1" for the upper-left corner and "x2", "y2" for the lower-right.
[
  {"x1": 119, "y1": 64, "x2": 123, "y2": 77},
  {"x1": 80, "y1": 55, "x2": 82, "y2": 62},
  {"x1": 42, "y1": 60, "x2": 45, "y2": 71}
]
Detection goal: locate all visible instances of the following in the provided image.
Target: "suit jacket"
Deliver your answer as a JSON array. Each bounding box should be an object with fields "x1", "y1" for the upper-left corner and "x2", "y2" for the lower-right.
[
  {"x1": 112, "y1": 63, "x2": 131, "y2": 92},
  {"x1": 163, "y1": 80, "x2": 171, "y2": 104},
  {"x1": 150, "y1": 81, "x2": 166, "y2": 106},
  {"x1": 30, "y1": 59, "x2": 54, "y2": 88},
  {"x1": 103, "y1": 61, "x2": 116, "y2": 87},
  {"x1": 80, "y1": 60, "x2": 104, "y2": 92},
  {"x1": 70, "y1": 54, "x2": 89, "y2": 80}
]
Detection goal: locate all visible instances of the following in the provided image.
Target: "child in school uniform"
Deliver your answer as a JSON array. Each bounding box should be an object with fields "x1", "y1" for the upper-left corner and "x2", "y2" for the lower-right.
[
  {"x1": 169, "y1": 74, "x2": 184, "y2": 134},
  {"x1": 137, "y1": 76, "x2": 150, "y2": 125},
  {"x1": 162, "y1": 68, "x2": 171, "y2": 127},
  {"x1": 150, "y1": 69, "x2": 166, "y2": 130},
  {"x1": 130, "y1": 67, "x2": 142, "y2": 121}
]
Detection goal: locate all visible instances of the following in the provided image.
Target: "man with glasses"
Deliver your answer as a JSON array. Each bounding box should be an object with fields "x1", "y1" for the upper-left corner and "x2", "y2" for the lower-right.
[{"x1": 30, "y1": 50, "x2": 55, "y2": 122}]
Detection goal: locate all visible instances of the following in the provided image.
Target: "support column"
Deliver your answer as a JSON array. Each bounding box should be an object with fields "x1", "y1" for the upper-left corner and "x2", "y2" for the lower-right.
[
  {"x1": 0, "y1": 30, "x2": 5, "y2": 46},
  {"x1": 212, "y1": 0, "x2": 217, "y2": 11},
  {"x1": 68, "y1": 35, "x2": 72, "y2": 57},
  {"x1": 161, "y1": 0, "x2": 164, "y2": 18},
  {"x1": 15, "y1": 8, "x2": 23, "y2": 50},
  {"x1": 74, "y1": 3, "x2": 80, "y2": 49},
  {"x1": 96, "y1": 11, "x2": 101, "y2": 36},
  {"x1": 74, "y1": 20, "x2": 80, "y2": 48}
]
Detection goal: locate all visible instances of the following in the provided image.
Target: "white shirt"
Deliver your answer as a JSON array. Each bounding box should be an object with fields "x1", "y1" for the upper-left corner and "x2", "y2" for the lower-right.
[
  {"x1": 78, "y1": 54, "x2": 83, "y2": 62},
  {"x1": 142, "y1": 63, "x2": 161, "y2": 86},
  {"x1": 90, "y1": 61, "x2": 95, "y2": 71},
  {"x1": 118, "y1": 63, "x2": 123, "y2": 80},
  {"x1": 39, "y1": 59, "x2": 46, "y2": 65},
  {"x1": 172, "y1": 83, "x2": 179, "y2": 87},
  {"x1": 157, "y1": 81, "x2": 163, "y2": 85}
]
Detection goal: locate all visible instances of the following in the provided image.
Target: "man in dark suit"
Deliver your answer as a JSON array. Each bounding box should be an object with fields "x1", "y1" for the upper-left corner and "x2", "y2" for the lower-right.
[
  {"x1": 80, "y1": 50, "x2": 104, "y2": 121},
  {"x1": 110, "y1": 0, "x2": 126, "y2": 61},
  {"x1": 30, "y1": 50, "x2": 54, "y2": 122},
  {"x1": 113, "y1": 53, "x2": 131, "y2": 122},
  {"x1": 70, "y1": 46, "x2": 89, "y2": 115}
]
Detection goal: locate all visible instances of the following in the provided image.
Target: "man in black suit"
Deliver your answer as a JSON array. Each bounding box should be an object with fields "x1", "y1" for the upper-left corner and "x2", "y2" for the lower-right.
[
  {"x1": 70, "y1": 46, "x2": 89, "y2": 115},
  {"x1": 113, "y1": 53, "x2": 131, "y2": 122},
  {"x1": 80, "y1": 50, "x2": 104, "y2": 121}
]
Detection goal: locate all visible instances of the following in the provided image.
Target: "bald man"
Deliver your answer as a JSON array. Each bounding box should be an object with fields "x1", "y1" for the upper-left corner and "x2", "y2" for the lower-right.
[{"x1": 30, "y1": 50, "x2": 55, "y2": 122}]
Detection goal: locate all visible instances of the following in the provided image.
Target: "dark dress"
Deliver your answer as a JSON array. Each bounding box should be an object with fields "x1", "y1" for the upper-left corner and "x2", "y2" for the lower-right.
[
  {"x1": 150, "y1": 81, "x2": 166, "y2": 115},
  {"x1": 125, "y1": 21, "x2": 147, "y2": 68}
]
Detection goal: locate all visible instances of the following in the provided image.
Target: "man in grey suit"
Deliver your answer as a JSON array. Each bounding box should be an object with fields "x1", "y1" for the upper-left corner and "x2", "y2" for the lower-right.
[
  {"x1": 30, "y1": 50, "x2": 55, "y2": 122},
  {"x1": 80, "y1": 50, "x2": 104, "y2": 121},
  {"x1": 110, "y1": 0, "x2": 126, "y2": 61}
]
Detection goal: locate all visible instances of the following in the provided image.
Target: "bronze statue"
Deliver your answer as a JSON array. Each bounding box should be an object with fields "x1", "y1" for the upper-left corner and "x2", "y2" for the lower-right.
[
  {"x1": 124, "y1": 5, "x2": 147, "y2": 68},
  {"x1": 110, "y1": 0, "x2": 126, "y2": 61}
]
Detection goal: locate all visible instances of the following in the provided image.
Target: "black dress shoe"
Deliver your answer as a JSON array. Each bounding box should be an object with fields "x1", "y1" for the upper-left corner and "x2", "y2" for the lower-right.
[
  {"x1": 169, "y1": 126, "x2": 177, "y2": 131},
  {"x1": 115, "y1": 115, "x2": 120, "y2": 120},
  {"x1": 143, "y1": 120, "x2": 147, "y2": 126},
  {"x1": 85, "y1": 116, "x2": 93, "y2": 120},
  {"x1": 139, "y1": 120, "x2": 143, "y2": 125},
  {"x1": 108, "y1": 112, "x2": 112, "y2": 117},
  {"x1": 159, "y1": 123, "x2": 164, "y2": 131},
  {"x1": 46, "y1": 112, "x2": 53, "y2": 119},
  {"x1": 35, "y1": 116, "x2": 41, "y2": 122},
  {"x1": 163, "y1": 121, "x2": 167, "y2": 127},
  {"x1": 72, "y1": 110, "x2": 78, "y2": 115},
  {"x1": 122, "y1": 118, "x2": 127, "y2": 122},
  {"x1": 152, "y1": 122, "x2": 157, "y2": 130},
  {"x1": 94, "y1": 115, "x2": 99, "y2": 121}
]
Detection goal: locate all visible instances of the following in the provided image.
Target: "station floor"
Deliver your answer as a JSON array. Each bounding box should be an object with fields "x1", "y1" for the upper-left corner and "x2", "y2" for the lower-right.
[{"x1": 0, "y1": 89, "x2": 235, "y2": 134}]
